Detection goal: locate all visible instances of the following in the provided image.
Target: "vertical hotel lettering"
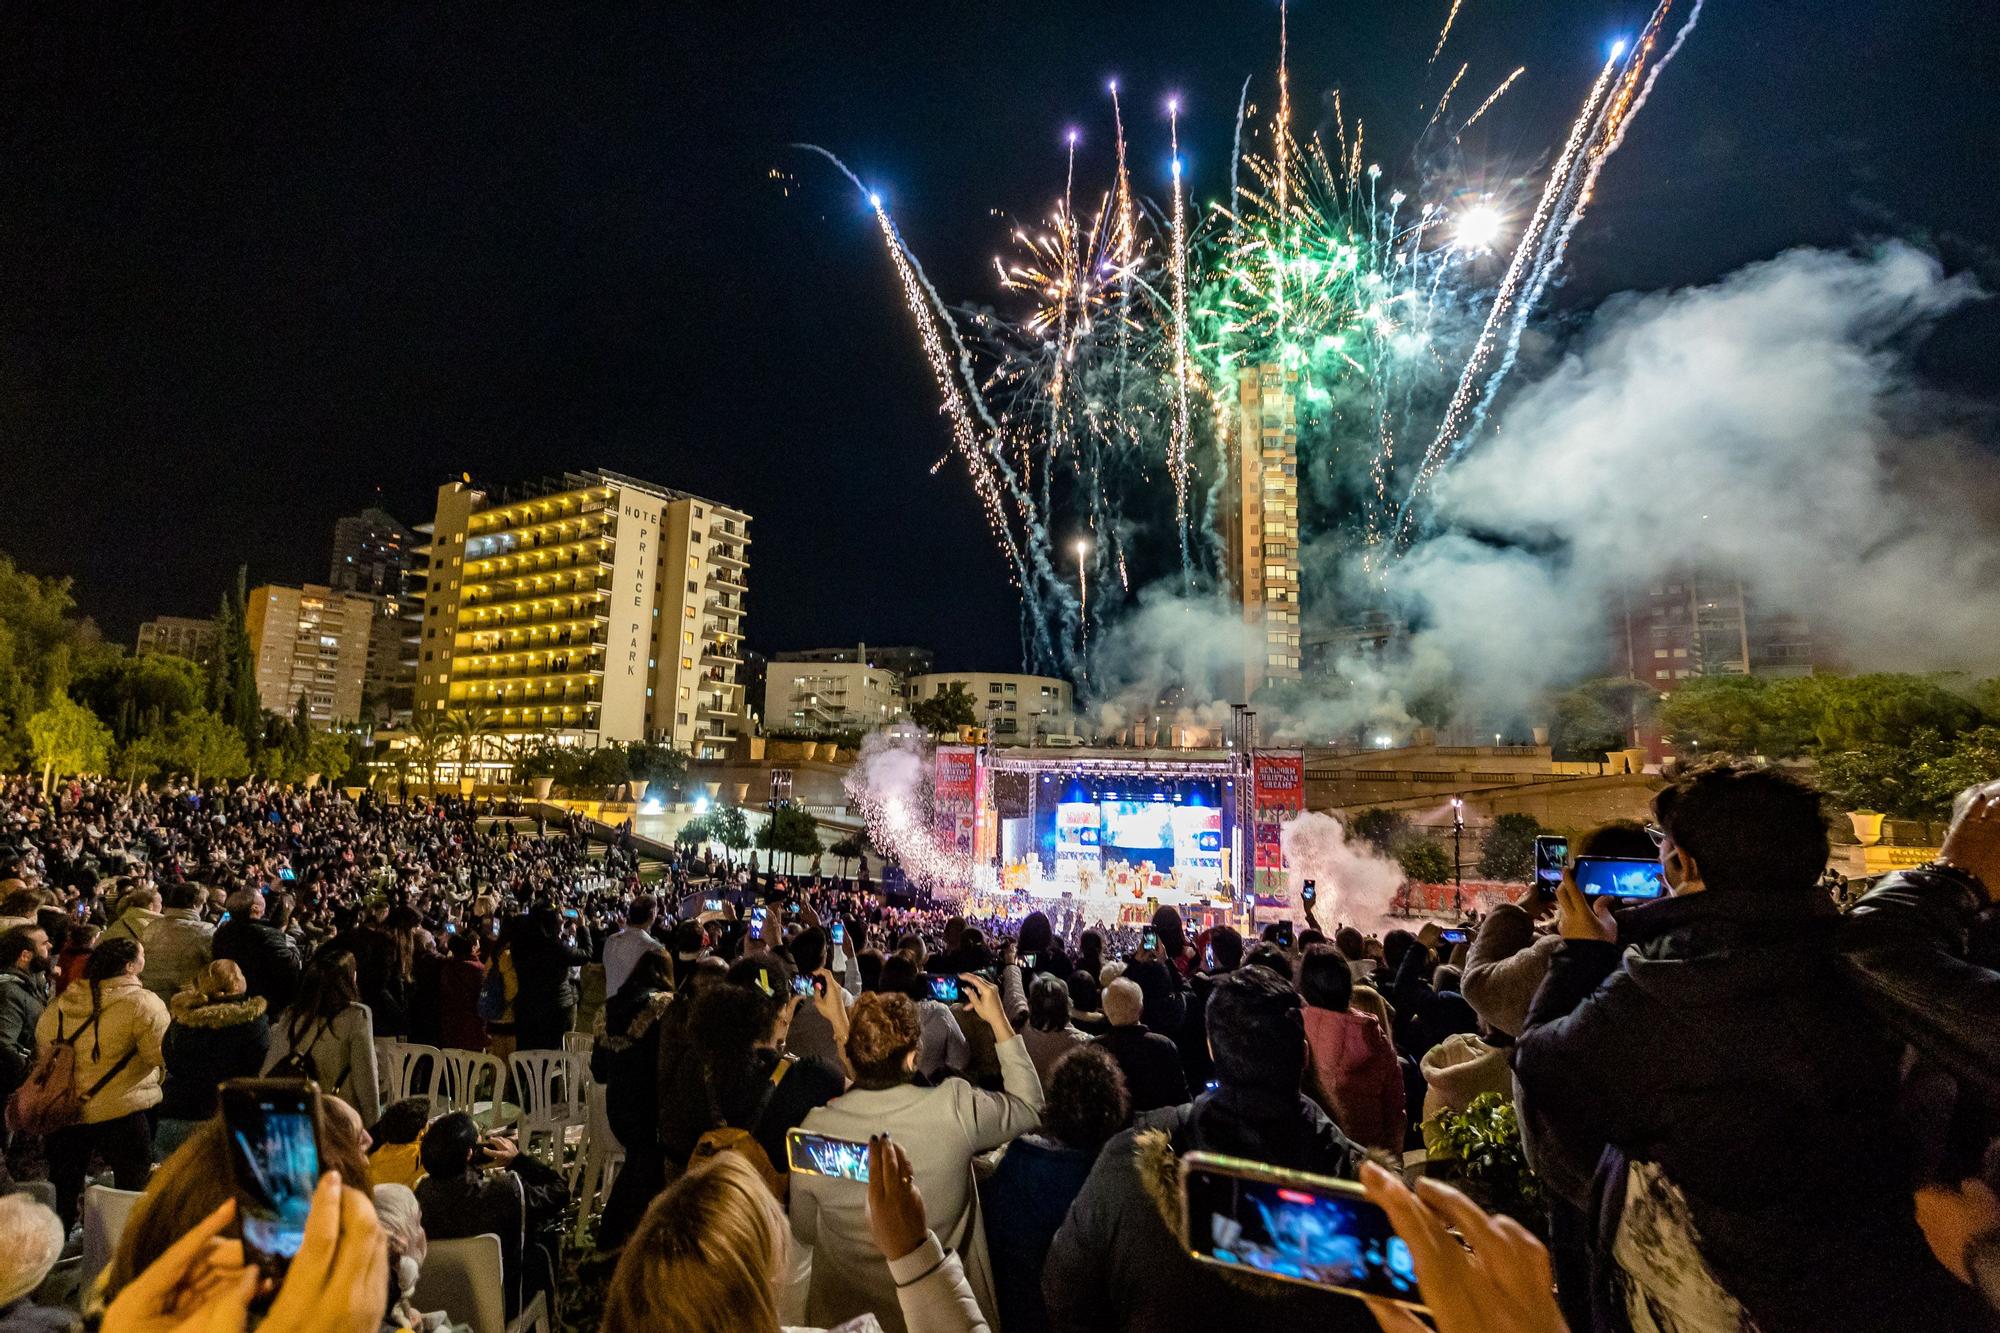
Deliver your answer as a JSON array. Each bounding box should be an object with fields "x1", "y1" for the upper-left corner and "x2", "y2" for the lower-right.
[{"x1": 624, "y1": 502, "x2": 657, "y2": 679}]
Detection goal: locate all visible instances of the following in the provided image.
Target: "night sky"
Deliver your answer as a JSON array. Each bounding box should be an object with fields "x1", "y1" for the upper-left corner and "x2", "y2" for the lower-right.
[{"x1": 3, "y1": 2, "x2": 1995, "y2": 670}]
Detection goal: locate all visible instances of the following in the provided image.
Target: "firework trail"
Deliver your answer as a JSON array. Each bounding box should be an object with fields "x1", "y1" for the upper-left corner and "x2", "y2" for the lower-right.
[
  {"x1": 1455, "y1": 66, "x2": 1525, "y2": 138},
  {"x1": 1168, "y1": 98, "x2": 1194, "y2": 587},
  {"x1": 1390, "y1": 0, "x2": 1697, "y2": 548},
  {"x1": 1431, "y1": 0, "x2": 1465, "y2": 64}
]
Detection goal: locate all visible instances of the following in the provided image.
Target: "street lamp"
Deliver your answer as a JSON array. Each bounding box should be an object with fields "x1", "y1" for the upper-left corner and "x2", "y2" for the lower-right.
[{"x1": 1451, "y1": 796, "x2": 1465, "y2": 913}]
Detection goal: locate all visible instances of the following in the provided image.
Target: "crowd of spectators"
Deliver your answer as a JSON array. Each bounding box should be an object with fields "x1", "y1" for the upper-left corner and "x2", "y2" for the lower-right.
[{"x1": 0, "y1": 761, "x2": 1989, "y2": 1331}]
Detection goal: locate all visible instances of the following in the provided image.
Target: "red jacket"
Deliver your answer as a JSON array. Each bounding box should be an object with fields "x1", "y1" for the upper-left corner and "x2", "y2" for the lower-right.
[{"x1": 1302, "y1": 1005, "x2": 1406, "y2": 1152}]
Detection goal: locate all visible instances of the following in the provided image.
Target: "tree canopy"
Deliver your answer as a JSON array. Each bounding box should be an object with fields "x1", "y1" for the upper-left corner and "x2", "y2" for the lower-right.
[
  {"x1": 909, "y1": 683, "x2": 978, "y2": 737},
  {"x1": 1477, "y1": 812, "x2": 1545, "y2": 882},
  {"x1": 26, "y1": 695, "x2": 112, "y2": 786}
]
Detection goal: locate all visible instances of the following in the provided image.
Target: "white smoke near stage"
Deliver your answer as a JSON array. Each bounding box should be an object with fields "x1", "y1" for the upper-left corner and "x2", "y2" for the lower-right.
[
  {"x1": 1278, "y1": 811, "x2": 1406, "y2": 934},
  {"x1": 1078, "y1": 242, "x2": 1996, "y2": 741},
  {"x1": 842, "y1": 723, "x2": 985, "y2": 900}
]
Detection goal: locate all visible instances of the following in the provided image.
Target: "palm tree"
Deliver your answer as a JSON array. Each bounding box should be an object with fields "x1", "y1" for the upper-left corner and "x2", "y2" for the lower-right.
[
  {"x1": 445, "y1": 706, "x2": 502, "y2": 787},
  {"x1": 407, "y1": 711, "x2": 448, "y2": 795}
]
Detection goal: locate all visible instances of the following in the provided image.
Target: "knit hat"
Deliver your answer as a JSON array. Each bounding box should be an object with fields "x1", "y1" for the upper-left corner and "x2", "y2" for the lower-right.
[{"x1": 0, "y1": 1194, "x2": 64, "y2": 1307}]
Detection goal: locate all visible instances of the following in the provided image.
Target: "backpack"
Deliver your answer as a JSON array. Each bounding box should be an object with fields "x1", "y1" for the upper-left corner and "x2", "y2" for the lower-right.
[
  {"x1": 270, "y1": 1016, "x2": 343, "y2": 1092},
  {"x1": 7, "y1": 1008, "x2": 137, "y2": 1137}
]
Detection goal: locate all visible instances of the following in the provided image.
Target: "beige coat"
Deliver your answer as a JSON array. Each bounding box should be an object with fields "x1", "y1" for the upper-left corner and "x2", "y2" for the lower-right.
[{"x1": 34, "y1": 974, "x2": 170, "y2": 1124}]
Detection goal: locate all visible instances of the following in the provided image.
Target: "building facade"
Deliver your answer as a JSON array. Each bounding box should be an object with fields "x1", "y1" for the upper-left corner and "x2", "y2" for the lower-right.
[
  {"x1": 330, "y1": 507, "x2": 421, "y2": 722},
  {"x1": 414, "y1": 469, "x2": 749, "y2": 759},
  {"x1": 774, "y1": 643, "x2": 935, "y2": 682},
  {"x1": 909, "y1": 671, "x2": 1075, "y2": 743},
  {"x1": 244, "y1": 585, "x2": 375, "y2": 726},
  {"x1": 1223, "y1": 363, "x2": 1302, "y2": 698},
  {"x1": 1611, "y1": 575, "x2": 1825, "y2": 690},
  {"x1": 764, "y1": 659, "x2": 907, "y2": 736},
  {"x1": 136, "y1": 616, "x2": 218, "y2": 665}
]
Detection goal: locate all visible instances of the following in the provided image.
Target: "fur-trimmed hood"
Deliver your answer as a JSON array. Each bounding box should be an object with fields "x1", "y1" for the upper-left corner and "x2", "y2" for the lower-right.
[{"x1": 168, "y1": 990, "x2": 268, "y2": 1029}]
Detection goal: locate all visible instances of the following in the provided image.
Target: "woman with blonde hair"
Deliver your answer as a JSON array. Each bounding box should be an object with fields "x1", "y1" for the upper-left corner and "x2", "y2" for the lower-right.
[
  {"x1": 605, "y1": 1138, "x2": 986, "y2": 1333},
  {"x1": 792, "y1": 978, "x2": 1042, "y2": 1333},
  {"x1": 154, "y1": 958, "x2": 270, "y2": 1157}
]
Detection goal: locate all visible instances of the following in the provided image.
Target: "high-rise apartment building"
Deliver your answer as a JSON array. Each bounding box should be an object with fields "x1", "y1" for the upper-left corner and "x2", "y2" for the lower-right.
[
  {"x1": 1223, "y1": 363, "x2": 1302, "y2": 698},
  {"x1": 330, "y1": 506, "x2": 416, "y2": 597},
  {"x1": 1611, "y1": 574, "x2": 1825, "y2": 690},
  {"x1": 136, "y1": 615, "x2": 218, "y2": 665},
  {"x1": 414, "y1": 469, "x2": 750, "y2": 759},
  {"x1": 245, "y1": 585, "x2": 375, "y2": 726}
]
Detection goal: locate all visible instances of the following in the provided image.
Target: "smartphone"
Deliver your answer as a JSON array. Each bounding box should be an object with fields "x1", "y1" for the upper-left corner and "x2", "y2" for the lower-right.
[
  {"x1": 1439, "y1": 928, "x2": 1470, "y2": 945},
  {"x1": 1273, "y1": 921, "x2": 1295, "y2": 948},
  {"x1": 1180, "y1": 1151, "x2": 1423, "y2": 1309},
  {"x1": 444, "y1": 922, "x2": 457, "y2": 935},
  {"x1": 790, "y1": 974, "x2": 818, "y2": 998},
  {"x1": 1301, "y1": 879, "x2": 1317, "y2": 905},
  {"x1": 1572, "y1": 855, "x2": 1669, "y2": 900},
  {"x1": 703, "y1": 897, "x2": 723, "y2": 912},
  {"x1": 925, "y1": 973, "x2": 963, "y2": 1004},
  {"x1": 1019, "y1": 951, "x2": 1037, "y2": 970},
  {"x1": 787, "y1": 1128, "x2": 871, "y2": 1182},
  {"x1": 278, "y1": 867, "x2": 296, "y2": 882},
  {"x1": 564, "y1": 907, "x2": 579, "y2": 920},
  {"x1": 1533, "y1": 835, "x2": 1569, "y2": 896},
  {"x1": 1142, "y1": 928, "x2": 1159, "y2": 952},
  {"x1": 830, "y1": 922, "x2": 845, "y2": 946},
  {"x1": 219, "y1": 1079, "x2": 326, "y2": 1280},
  {"x1": 1204, "y1": 942, "x2": 1216, "y2": 970}
]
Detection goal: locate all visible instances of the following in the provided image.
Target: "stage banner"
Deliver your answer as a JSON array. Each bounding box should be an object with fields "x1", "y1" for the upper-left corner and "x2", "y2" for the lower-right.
[
  {"x1": 1251, "y1": 750, "x2": 1305, "y2": 903},
  {"x1": 934, "y1": 745, "x2": 979, "y2": 856}
]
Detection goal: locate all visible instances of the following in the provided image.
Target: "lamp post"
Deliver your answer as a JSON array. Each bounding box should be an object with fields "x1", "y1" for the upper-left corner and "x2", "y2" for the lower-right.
[{"x1": 1451, "y1": 796, "x2": 1465, "y2": 914}]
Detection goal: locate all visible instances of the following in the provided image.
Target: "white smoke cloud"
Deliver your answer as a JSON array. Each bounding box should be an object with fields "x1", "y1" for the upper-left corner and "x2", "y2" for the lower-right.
[
  {"x1": 1279, "y1": 811, "x2": 1407, "y2": 933},
  {"x1": 1080, "y1": 243, "x2": 1995, "y2": 739}
]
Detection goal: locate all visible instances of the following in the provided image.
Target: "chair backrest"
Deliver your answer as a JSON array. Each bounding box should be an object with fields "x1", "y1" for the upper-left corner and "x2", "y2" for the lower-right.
[
  {"x1": 80, "y1": 1184, "x2": 144, "y2": 1294},
  {"x1": 560, "y1": 1031, "x2": 592, "y2": 1056},
  {"x1": 382, "y1": 1041, "x2": 443, "y2": 1110},
  {"x1": 507, "y1": 1049, "x2": 584, "y2": 1131},
  {"x1": 436, "y1": 1048, "x2": 509, "y2": 1129},
  {"x1": 410, "y1": 1232, "x2": 508, "y2": 1333}
]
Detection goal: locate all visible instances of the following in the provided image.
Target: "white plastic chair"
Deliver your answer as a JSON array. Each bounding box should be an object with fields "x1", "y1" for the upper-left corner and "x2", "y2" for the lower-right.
[
  {"x1": 437, "y1": 1048, "x2": 517, "y2": 1130},
  {"x1": 570, "y1": 1072, "x2": 625, "y2": 1241},
  {"x1": 410, "y1": 1232, "x2": 549, "y2": 1333},
  {"x1": 80, "y1": 1184, "x2": 144, "y2": 1294},
  {"x1": 507, "y1": 1049, "x2": 586, "y2": 1169},
  {"x1": 378, "y1": 1039, "x2": 444, "y2": 1111}
]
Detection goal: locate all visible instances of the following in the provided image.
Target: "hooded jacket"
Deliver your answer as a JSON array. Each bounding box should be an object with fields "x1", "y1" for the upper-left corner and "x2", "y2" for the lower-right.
[
  {"x1": 33, "y1": 974, "x2": 169, "y2": 1124},
  {"x1": 1042, "y1": 1087, "x2": 1373, "y2": 1333},
  {"x1": 1418, "y1": 1031, "x2": 1513, "y2": 1126},
  {"x1": 159, "y1": 990, "x2": 269, "y2": 1120},
  {"x1": 1515, "y1": 888, "x2": 1983, "y2": 1333},
  {"x1": 1301, "y1": 1005, "x2": 1405, "y2": 1152}
]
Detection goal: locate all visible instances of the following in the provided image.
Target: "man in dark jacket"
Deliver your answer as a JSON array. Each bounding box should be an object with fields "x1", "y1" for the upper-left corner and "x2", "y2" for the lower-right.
[
  {"x1": 1091, "y1": 977, "x2": 1188, "y2": 1114},
  {"x1": 212, "y1": 887, "x2": 301, "y2": 1016},
  {"x1": 1516, "y1": 759, "x2": 1982, "y2": 1332},
  {"x1": 416, "y1": 1111, "x2": 567, "y2": 1319},
  {"x1": 0, "y1": 925, "x2": 50, "y2": 1099},
  {"x1": 509, "y1": 905, "x2": 590, "y2": 1051},
  {"x1": 1045, "y1": 966, "x2": 1371, "y2": 1333}
]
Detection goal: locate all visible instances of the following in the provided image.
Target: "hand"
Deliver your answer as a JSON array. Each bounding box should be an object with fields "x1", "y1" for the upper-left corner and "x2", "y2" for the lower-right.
[
  {"x1": 1556, "y1": 871, "x2": 1616, "y2": 944},
  {"x1": 999, "y1": 938, "x2": 1018, "y2": 968},
  {"x1": 865, "y1": 1135, "x2": 929, "y2": 1263},
  {"x1": 259, "y1": 1173, "x2": 390, "y2": 1333},
  {"x1": 1416, "y1": 921, "x2": 1445, "y2": 951},
  {"x1": 1939, "y1": 782, "x2": 2000, "y2": 901},
  {"x1": 1359, "y1": 1162, "x2": 1566, "y2": 1333},
  {"x1": 481, "y1": 1132, "x2": 520, "y2": 1168},
  {"x1": 959, "y1": 974, "x2": 1014, "y2": 1041},
  {"x1": 1516, "y1": 883, "x2": 1557, "y2": 923},
  {"x1": 1915, "y1": 1177, "x2": 2000, "y2": 1283},
  {"x1": 101, "y1": 1199, "x2": 259, "y2": 1333},
  {"x1": 812, "y1": 968, "x2": 849, "y2": 1044}
]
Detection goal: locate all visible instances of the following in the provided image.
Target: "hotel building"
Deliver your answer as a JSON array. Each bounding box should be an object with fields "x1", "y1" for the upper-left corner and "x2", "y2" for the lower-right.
[
  {"x1": 1224, "y1": 363, "x2": 1303, "y2": 697},
  {"x1": 414, "y1": 469, "x2": 750, "y2": 759}
]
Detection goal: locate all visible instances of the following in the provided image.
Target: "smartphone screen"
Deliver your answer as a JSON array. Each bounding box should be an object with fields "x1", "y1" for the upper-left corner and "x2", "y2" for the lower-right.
[
  {"x1": 1572, "y1": 856, "x2": 1668, "y2": 900},
  {"x1": 1302, "y1": 879, "x2": 1317, "y2": 904},
  {"x1": 1181, "y1": 1152, "x2": 1423, "y2": 1308},
  {"x1": 790, "y1": 975, "x2": 817, "y2": 998},
  {"x1": 1439, "y1": 928, "x2": 1470, "y2": 945},
  {"x1": 787, "y1": 1129, "x2": 871, "y2": 1182},
  {"x1": 1142, "y1": 929, "x2": 1159, "y2": 952},
  {"x1": 830, "y1": 922, "x2": 844, "y2": 945},
  {"x1": 1533, "y1": 835, "x2": 1569, "y2": 895},
  {"x1": 1020, "y1": 952, "x2": 1037, "y2": 970},
  {"x1": 925, "y1": 973, "x2": 963, "y2": 1004},
  {"x1": 703, "y1": 898, "x2": 723, "y2": 912},
  {"x1": 220, "y1": 1079, "x2": 324, "y2": 1278}
]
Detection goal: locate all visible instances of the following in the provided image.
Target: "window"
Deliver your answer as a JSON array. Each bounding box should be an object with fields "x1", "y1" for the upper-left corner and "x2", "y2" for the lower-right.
[
  {"x1": 683, "y1": 632, "x2": 694, "y2": 646},
  {"x1": 678, "y1": 712, "x2": 689, "y2": 725},
  {"x1": 687, "y1": 580, "x2": 698, "y2": 593},
  {"x1": 681, "y1": 657, "x2": 693, "y2": 669},
  {"x1": 679, "y1": 686, "x2": 690, "y2": 700},
  {"x1": 1673, "y1": 648, "x2": 1688, "y2": 658},
  {"x1": 1003, "y1": 682, "x2": 1017, "y2": 695},
  {"x1": 989, "y1": 683, "x2": 1003, "y2": 694},
  {"x1": 684, "y1": 606, "x2": 695, "y2": 618},
  {"x1": 1654, "y1": 648, "x2": 1669, "y2": 658}
]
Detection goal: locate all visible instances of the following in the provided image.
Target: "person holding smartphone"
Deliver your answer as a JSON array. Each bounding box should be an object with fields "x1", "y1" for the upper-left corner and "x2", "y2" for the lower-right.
[{"x1": 1515, "y1": 761, "x2": 1981, "y2": 1331}]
